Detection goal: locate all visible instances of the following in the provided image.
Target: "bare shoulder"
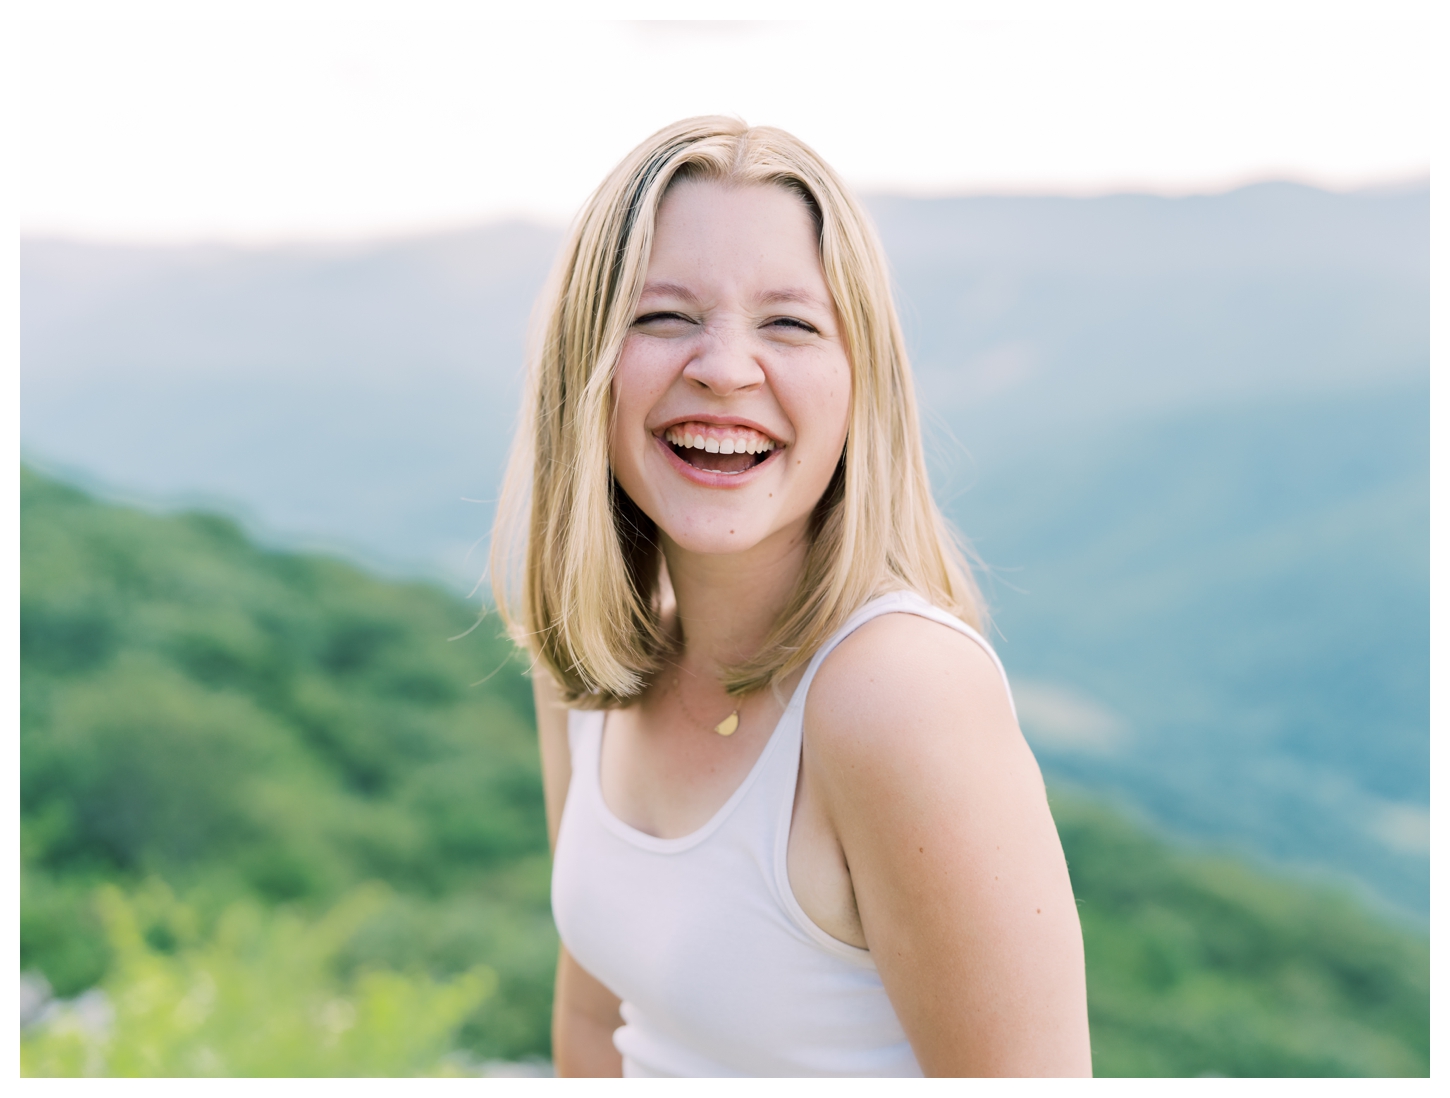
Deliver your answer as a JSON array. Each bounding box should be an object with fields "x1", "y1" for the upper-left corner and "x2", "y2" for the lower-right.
[
  {"x1": 803, "y1": 609, "x2": 1028, "y2": 774},
  {"x1": 801, "y1": 609, "x2": 1090, "y2": 1075}
]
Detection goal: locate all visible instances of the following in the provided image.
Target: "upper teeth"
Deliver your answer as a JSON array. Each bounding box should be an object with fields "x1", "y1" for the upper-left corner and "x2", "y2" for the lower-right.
[{"x1": 663, "y1": 427, "x2": 778, "y2": 455}]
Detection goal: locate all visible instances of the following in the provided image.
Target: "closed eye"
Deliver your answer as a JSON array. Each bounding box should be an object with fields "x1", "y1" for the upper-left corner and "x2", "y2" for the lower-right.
[
  {"x1": 634, "y1": 311, "x2": 695, "y2": 326},
  {"x1": 765, "y1": 316, "x2": 818, "y2": 333}
]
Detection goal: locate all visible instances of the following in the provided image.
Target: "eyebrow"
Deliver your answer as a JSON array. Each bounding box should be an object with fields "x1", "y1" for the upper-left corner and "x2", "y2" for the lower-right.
[
  {"x1": 756, "y1": 289, "x2": 830, "y2": 310},
  {"x1": 638, "y1": 282, "x2": 829, "y2": 311},
  {"x1": 638, "y1": 281, "x2": 700, "y2": 304}
]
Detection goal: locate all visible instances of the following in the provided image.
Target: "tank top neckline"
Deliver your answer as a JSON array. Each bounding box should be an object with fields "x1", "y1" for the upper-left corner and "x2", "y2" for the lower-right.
[
  {"x1": 582, "y1": 662, "x2": 811, "y2": 855},
  {"x1": 578, "y1": 588, "x2": 968, "y2": 858}
]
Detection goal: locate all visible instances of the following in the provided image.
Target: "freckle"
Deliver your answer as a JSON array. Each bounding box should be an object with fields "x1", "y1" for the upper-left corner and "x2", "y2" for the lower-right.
[
  {"x1": 730, "y1": 529, "x2": 735, "y2": 534},
  {"x1": 1036, "y1": 909, "x2": 1042, "y2": 914},
  {"x1": 918, "y1": 847, "x2": 923, "y2": 854}
]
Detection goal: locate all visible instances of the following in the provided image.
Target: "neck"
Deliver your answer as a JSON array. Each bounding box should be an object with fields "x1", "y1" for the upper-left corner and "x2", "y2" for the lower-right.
[{"x1": 659, "y1": 518, "x2": 810, "y2": 686}]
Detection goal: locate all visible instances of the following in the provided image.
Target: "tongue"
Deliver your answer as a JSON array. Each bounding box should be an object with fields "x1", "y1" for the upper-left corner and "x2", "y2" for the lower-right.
[{"x1": 683, "y1": 448, "x2": 756, "y2": 474}]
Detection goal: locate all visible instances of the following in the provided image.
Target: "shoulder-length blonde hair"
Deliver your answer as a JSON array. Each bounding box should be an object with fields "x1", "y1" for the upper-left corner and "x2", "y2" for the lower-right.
[{"x1": 491, "y1": 116, "x2": 984, "y2": 708}]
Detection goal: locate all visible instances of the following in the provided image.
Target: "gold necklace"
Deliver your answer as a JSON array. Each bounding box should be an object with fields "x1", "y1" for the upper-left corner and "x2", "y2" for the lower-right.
[{"x1": 669, "y1": 671, "x2": 741, "y2": 737}]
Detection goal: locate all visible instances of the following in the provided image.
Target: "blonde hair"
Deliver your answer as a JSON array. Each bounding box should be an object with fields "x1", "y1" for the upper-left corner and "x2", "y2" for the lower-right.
[{"x1": 491, "y1": 116, "x2": 984, "y2": 708}]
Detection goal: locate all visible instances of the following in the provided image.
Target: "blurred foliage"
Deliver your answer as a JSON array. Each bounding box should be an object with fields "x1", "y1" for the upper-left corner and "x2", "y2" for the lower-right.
[
  {"x1": 20, "y1": 465, "x2": 554, "y2": 1066},
  {"x1": 19, "y1": 465, "x2": 1428, "y2": 1076},
  {"x1": 1054, "y1": 795, "x2": 1428, "y2": 1077},
  {"x1": 22, "y1": 880, "x2": 495, "y2": 1077}
]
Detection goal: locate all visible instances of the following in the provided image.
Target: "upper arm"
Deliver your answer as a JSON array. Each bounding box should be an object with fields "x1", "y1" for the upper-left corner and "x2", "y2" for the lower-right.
[
  {"x1": 533, "y1": 671, "x2": 572, "y2": 853},
  {"x1": 804, "y1": 613, "x2": 1091, "y2": 1077},
  {"x1": 532, "y1": 676, "x2": 624, "y2": 1074}
]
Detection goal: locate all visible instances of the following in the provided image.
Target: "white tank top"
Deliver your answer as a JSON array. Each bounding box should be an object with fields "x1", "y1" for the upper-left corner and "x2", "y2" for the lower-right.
[{"x1": 550, "y1": 590, "x2": 1017, "y2": 1077}]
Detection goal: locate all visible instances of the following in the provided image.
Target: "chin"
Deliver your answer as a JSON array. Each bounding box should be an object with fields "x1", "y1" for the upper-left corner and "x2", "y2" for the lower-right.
[
  {"x1": 675, "y1": 534, "x2": 769, "y2": 557},
  {"x1": 655, "y1": 503, "x2": 805, "y2": 559},
  {"x1": 661, "y1": 523, "x2": 764, "y2": 557}
]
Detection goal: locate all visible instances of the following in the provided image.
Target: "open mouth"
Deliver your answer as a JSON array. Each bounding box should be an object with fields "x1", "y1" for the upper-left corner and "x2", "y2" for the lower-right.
[{"x1": 661, "y1": 422, "x2": 779, "y2": 475}]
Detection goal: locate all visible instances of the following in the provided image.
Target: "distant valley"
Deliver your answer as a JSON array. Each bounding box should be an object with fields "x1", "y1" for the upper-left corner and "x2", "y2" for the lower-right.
[{"x1": 20, "y1": 181, "x2": 1429, "y2": 914}]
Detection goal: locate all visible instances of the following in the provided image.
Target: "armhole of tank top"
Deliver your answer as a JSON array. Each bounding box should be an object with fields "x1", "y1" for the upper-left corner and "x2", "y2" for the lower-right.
[
  {"x1": 769, "y1": 593, "x2": 917, "y2": 967},
  {"x1": 770, "y1": 591, "x2": 1018, "y2": 964}
]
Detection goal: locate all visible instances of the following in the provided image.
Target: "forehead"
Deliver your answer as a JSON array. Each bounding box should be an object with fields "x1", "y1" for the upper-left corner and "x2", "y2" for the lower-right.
[{"x1": 647, "y1": 179, "x2": 824, "y2": 288}]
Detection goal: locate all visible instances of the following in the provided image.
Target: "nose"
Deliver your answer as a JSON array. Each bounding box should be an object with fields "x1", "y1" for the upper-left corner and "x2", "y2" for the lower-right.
[{"x1": 681, "y1": 322, "x2": 765, "y2": 397}]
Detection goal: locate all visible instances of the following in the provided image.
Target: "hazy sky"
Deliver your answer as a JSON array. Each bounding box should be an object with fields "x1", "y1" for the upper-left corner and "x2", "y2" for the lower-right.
[{"x1": 15, "y1": 11, "x2": 1435, "y2": 243}]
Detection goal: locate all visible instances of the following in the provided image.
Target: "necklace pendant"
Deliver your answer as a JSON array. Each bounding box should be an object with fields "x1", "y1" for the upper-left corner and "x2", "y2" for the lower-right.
[{"x1": 714, "y1": 711, "x2": 740, "y2": 737}]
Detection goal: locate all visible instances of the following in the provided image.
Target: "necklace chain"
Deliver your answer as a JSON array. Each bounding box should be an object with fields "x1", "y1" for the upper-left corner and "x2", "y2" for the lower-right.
[{"x1": 669, "y1": 669, "x2": 741, "y2": 737}]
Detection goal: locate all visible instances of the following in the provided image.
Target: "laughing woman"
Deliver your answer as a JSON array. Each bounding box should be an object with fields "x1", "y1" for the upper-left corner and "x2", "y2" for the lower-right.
[{"x1": 490, "y1": 117, "x2": 1091, "y2": 1078}]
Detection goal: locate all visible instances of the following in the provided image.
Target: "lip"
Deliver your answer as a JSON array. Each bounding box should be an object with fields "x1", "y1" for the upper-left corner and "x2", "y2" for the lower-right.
[{"x1": 653, "y1": 431, "x2": 784, "y2": 488}]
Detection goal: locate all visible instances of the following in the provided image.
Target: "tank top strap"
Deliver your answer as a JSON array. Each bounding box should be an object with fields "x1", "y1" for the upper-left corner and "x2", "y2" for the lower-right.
[
  {"x1": 566, "y1": 707, "x2": 605, "y2": 761},
  {"x1": 787, "y1": 589, "x2": 1016, "y2": 724}
]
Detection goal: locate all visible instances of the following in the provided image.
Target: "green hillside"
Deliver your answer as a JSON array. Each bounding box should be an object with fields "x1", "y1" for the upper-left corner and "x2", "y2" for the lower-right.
[
  {"x1": 20, "y1": 464, "x2": 555, "y2": 1068},
  {"x1": 958, "y1": 383, "x2": 1430, "y2": 913},
  {"x1": 1051, "y1": 795, "x2": 1426, "y2": 1076},
  {"x1": 19, "y1": 466, "x2": 1428, "y2": 1076}
]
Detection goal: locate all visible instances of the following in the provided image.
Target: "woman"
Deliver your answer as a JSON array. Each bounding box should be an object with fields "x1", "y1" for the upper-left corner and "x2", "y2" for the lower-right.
[{"x1": 491, "y1": 117, "x2": 1091, "y2": 1077}]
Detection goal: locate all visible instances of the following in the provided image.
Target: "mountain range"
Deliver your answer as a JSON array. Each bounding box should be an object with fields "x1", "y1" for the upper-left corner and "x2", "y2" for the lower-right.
[{"x1": 20, "y1": 180, "x2": 1429, "y2": 914}]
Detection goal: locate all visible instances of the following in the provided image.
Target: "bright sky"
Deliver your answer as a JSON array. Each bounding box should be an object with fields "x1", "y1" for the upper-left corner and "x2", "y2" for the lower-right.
[{"x1": 14, "y1": 5, "x2": 1438, "y2": 244}]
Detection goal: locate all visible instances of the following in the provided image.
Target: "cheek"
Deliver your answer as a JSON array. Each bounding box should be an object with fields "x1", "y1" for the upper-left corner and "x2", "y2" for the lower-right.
[
  {"x1": 612, "y1": 338, "x2": 678, "y2": 417},
  {"x1": 826, "y1": 369, "x2": 852, "y2": 447},
  {"x1": 609, "y1": 347, "x2": 655, "y2": 448},
  {"x1": 609, "y1": 340, "x2": 684, "y2": 498},
  {"x1": 772, "y1": 356, "x2": 851, "y2": 504},
  {"x1": 785, "y1": 357, "x2": 851, "y2": 451}
]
